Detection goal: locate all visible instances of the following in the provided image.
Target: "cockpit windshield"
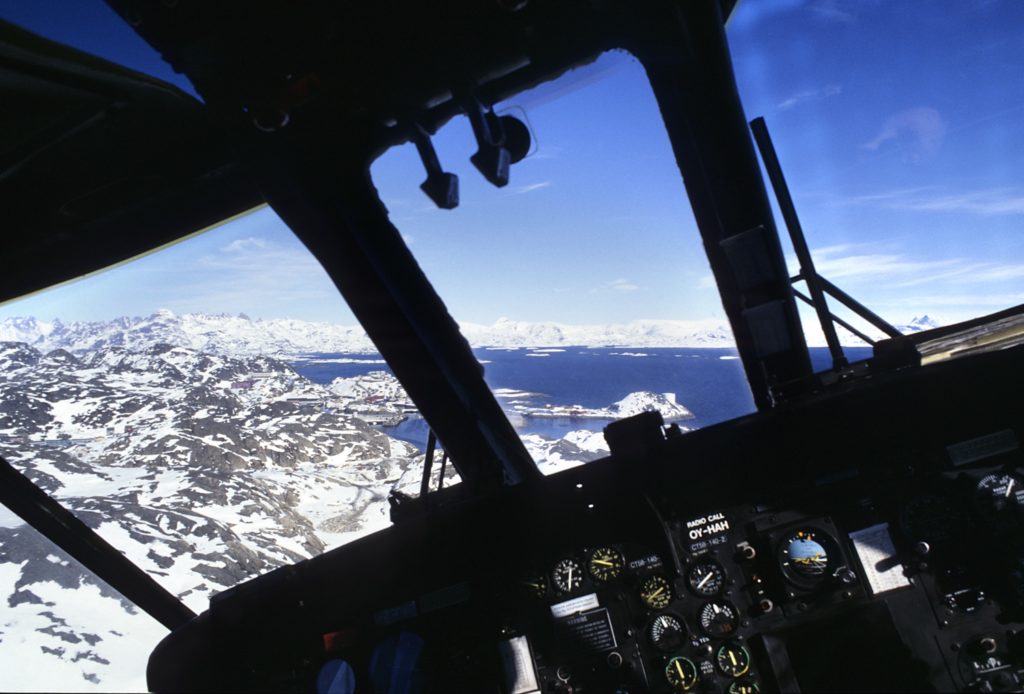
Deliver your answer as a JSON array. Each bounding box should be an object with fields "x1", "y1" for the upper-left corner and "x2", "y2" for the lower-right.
[{"x1": 2, "y1": 0, "x2": 1024, "y2": 691}]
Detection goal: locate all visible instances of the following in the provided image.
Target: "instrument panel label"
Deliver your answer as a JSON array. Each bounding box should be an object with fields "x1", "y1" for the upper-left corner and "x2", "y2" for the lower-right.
[
  {"x1": 947, "y1": 430, "x2": 1019, "y2": 466},
  {"x1": 685, "y1": 512, "x2": 731, "y2": 540},
  {"x1": 550, "y1": 593, "x2": 600, "y2": 618},
  {"x1": 628, "y1": 553, "x2": 663, "y2": 571},
  {"x1": 555, "y1": 608, "x2": 617, "y2": 652}
]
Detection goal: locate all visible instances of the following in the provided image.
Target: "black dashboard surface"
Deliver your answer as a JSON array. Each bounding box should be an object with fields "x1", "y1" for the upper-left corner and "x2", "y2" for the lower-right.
[{"x1": 149, "y1": 344, "x2": 1024, "y2": 693}]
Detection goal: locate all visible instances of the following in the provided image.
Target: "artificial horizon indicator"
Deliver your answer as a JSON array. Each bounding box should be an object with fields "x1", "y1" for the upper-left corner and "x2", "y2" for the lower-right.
[{"x1": 778, "y1": 528, "x2": 840, "y2": 589}]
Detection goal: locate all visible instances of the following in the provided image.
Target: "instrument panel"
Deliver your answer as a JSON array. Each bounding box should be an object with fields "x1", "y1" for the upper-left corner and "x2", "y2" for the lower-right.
[{"x1": 147, "y1": 347, "x2": 1024, "y2": 693}]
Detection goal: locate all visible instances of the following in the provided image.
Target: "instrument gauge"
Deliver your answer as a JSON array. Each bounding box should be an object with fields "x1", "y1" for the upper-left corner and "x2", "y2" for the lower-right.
[
  {"x1": 688, "y1": 560, "x2": 725, "y2": 597},
  {"x1": 588, "y1": 547, "x2": 625, "y2": 582},
  {"x1": 778, "y1": 528, "x2": 839, "y2": 589},
  {"x1": 698, "y1": 600, "x2": 739, "y2": 638},
  {"x1": 976, "y1": 473, "x2": 1024, "y2": 512},
  {"x1": 716, "y1": 642, "x2": 751, "y2": 677},
  {"x1": 729, "y1": 681, "x2": 760, "y2": 694},
  {"x1": 521, "y1": 572, "x2": 548, "y2": 598},
  {"x1": 552, "y1": 558, "x2": 583, "y2": 593},
  {"x1": 639, "y1": 575, "x2": 673, "y2": 610},
  {"x1": 648, "y1": 613, "x2": 687, "y2": 651},
  {"x1": 664, "y1": 656, "x2": 698, "y2": 691}
]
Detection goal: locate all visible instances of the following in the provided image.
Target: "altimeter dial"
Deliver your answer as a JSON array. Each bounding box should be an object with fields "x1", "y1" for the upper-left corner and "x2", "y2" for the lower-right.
[
  {"x1": 588, "y1": 547, "x2": 625, "y2": 582},
  {"x1": 552, "y1": 558, "x2": 583, "y2": 593}
]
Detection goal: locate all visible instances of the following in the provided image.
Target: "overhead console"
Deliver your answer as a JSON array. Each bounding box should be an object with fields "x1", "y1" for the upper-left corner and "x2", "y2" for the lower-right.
[{"x1": 149, "y1": 345, "x2": 1024, "y2": 693}]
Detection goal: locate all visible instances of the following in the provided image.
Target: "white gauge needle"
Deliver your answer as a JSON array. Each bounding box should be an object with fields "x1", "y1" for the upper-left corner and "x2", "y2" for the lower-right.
[
  {"x1": 1007, "y1": 479, "x2": 1015, "y2": 498},
  {"x1": 568, "y1": 566, "x2": 573, "y2": 586},
  {"x1": 697, "y1": 572, "x2": 714, "y2": 589}
]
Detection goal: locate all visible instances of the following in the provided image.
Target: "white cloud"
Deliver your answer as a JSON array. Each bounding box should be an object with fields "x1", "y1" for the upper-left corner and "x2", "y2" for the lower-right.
[
  {"x1": 777, "y1": 84, "x2": 842, "y2": 111},
  {"x1": 609, "y1": 278, "x2": 639, "y2": 292},
  {"x1": 221, "y1": 237, "x2": 269, "y2": 253},
  {"x1": 862, "y1": 107, "x2": 946, "y2": 159},
  {"x1": 789, "y1": 243, "x2": 1024, "y2": 289},
  {"x1": 844, "y1": 187, "x2": 1024, "y2": 216},
  {"x1": 512, "y1": 181, "x2": 552, "y2": 195}
]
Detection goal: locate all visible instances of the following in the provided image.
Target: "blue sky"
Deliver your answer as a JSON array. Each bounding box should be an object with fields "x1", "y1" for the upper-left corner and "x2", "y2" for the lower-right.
[{"x1": 2, "y1": 0, "x2": 1023, "y2": 328}]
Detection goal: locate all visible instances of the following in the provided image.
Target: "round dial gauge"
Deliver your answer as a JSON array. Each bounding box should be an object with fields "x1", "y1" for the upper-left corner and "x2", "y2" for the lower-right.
[
  {"x1": 976, "y1": 473, "x2": 1024, "y2": 512},
  {"x1": 664, "y1": 656, "x2": 698, "y2": 691},
  {"x1": 521, "y1": 572, "x2": 548, "y2": 598},
  {"x1": 716, "y1": 642, "x2": 751, "y2": 677},
  {"x1": 688, "y1": 560, "x2": 725, "y2": 597},
  {"x1": 729, "y1": 681, "x2": 760, "y2": 694},
  {"x1": 778, "y1": 529, "x2": 838, "y2": 589},
  {"x1": 588, "y1": 547, "x2": 625, "y2": 582},
  {"x1": 699, "y1": 600, "x2": 739, "y2": 638},
  {"x1": 552, "y1": 558, "x2": 583, "y2": 593},
  {"x1": 648, "y1": 613, "x2": 687, "y2": 651},
  {"x1": 639, "y1": 575, "x2": 673, "y2": 609}
]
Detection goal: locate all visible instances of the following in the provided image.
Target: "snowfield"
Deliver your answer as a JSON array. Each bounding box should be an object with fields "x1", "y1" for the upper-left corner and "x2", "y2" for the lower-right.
[{"x1": 0, "y1": 338, "x2": 617, "y2": 691}]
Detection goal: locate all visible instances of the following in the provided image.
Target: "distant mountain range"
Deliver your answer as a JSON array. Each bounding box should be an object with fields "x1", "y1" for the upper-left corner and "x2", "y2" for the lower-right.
[{"x1": 0, "y1": 310, "x2": 942, "y2": 357}]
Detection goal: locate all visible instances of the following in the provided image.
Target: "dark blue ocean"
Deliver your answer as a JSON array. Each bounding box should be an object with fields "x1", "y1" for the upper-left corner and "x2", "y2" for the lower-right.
[{"x1": 291, "y1": 347, "x2": 871, "y2": 448}]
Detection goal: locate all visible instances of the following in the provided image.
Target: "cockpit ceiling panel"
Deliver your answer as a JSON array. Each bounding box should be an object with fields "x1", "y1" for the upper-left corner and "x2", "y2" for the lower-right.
[{"x1": 0, "y1": 20, "x2": 260, "y2": 305}]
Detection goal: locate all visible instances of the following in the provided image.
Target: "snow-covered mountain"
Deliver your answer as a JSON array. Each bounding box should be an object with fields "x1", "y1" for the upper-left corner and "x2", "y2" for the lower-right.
[
  {"x1": 0, "y1": 310, "x2": 944, "y2": 357},
  {"x1": 0, "y1": 341, "x2": 610, "y2": 691}
]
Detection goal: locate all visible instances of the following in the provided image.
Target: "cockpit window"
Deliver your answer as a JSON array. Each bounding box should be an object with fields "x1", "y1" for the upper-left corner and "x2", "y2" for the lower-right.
[
  {"x1": 727, "y1": 1, "x2": 1024, "y2": 349},
  {"x1": 0, "y1": 209, "x2": 443, "y2": 689},
  {"x1": 370, "y1": 51, "x2": 756, "y2": 473}
]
